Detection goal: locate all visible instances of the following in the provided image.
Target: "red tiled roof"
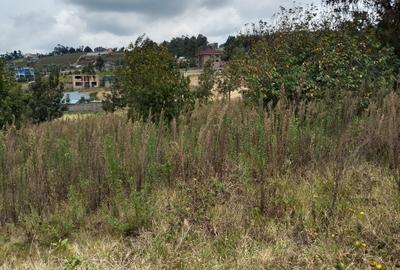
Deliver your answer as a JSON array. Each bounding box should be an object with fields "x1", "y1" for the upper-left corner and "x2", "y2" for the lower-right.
[{"x1": 197, "y1": 49, "x2": 224, "y2": 56}]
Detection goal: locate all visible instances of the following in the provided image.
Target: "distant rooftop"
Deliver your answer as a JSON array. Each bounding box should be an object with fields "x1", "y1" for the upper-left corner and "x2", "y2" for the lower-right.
[
  {"x1": 197, "y1": 48, "x2": 224, "y2": 57},
  {"x1": 15, "y1": 67, "x2": 35, "y2": 78}
]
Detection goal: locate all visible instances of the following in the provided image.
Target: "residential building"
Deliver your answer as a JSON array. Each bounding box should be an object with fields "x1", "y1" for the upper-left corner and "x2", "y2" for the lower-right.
[
  {"x1": 72, "y1": 74, "x2": 100, "y2": 89},
  {"x1": 86, "y1": 49, "x2": 113, "y2": 57},
  {"x1": 15, "y1": 67, "x2": 35, "y2": 81},
  {"x1": 23, "y1": 53, "x2": 39, "y2": 61},
  {"x1": 197, "y1": 49, "x2": 224, "y2": 69}
]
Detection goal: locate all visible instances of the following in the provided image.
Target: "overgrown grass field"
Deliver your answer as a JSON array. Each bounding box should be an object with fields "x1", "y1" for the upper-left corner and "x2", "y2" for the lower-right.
[{"x1": 1, "y1": 94, "x2": 399, "y2": 269}]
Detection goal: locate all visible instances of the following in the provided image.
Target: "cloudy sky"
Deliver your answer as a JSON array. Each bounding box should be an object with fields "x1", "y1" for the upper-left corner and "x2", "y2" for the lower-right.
[{"x1": 0, "y1": 0, "x2": 315, "y2": 54}]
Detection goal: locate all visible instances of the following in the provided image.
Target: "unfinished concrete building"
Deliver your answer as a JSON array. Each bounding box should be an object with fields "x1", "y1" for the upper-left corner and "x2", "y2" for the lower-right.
[{"x1": 72, "y1": 75, "x2": 100, "y2": 89}]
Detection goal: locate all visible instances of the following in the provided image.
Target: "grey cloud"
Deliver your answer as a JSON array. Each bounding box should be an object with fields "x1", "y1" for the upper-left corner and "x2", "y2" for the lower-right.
[
  {"x1": 11, "y1": 11, "x2": 56, "y2": 32},
  {"x1": 63, "y1": 0, "x2": 191, "y2": 16},
  {"x1": 84, "y1": 13, "x2": 138, "y2": 35},
  {"x1": 201, "y1": 0, "x2": 231, "y2": 8},
  {"x1": 62, "y1": 0, "x2": 232, "y2": 17}
]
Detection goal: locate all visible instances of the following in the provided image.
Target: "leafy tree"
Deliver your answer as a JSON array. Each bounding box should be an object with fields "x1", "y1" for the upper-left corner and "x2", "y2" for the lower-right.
[
  {"x1": 222, "y1": 33, "x2": 262, "y2": 61},
  {"x1": 163, "y1": 34, "x2": 209, "y2": 67},
  {"x1": 0, "y1": 60, "x2": 30, "y2": 128},
  {"x1": 119, "y1": 36, "x2": 194, "y2": 121},
  {"x1": 28, "y1": 70, "x2": 66, "y2": 124},
  {"x1": 53, "y1": 44, "x2": 69, "y2": 55},
  {"x1": 14, "y1": 50, "x2": 23, "y2": 59},
  {"x1": 196, "y1": 59, "x2": 215, "y2": 103},
  {"x1": 222, "y1": 36, "x2": 237, "y2": 61},
  {"x1": 102, "y1": 79, "x2": 126, "y2": 112},
  {"x1": 82, "y1": 63, "x2": 96, "y2": 75},
  {"x1": 236, "y1": 7, "x2": 399, "y2": 108},
  {"x1": 94, "y1": 47, "x2": 106, "y2": 53},
  {"x1": 326, "y1": 0, "x2": 400, "y2": 56},
  {"x1": 2, "y1": 50, "x2": 24, "y2": 60},
  {"x1": 84, "y1": 46, "x2": 93, "y2": 53},
  {"x1": 217, "y1": 57, "x2": 242, "y2": 101},
  {"x1": 95, "y1": 56, "x2": 105, "y2": 71}
]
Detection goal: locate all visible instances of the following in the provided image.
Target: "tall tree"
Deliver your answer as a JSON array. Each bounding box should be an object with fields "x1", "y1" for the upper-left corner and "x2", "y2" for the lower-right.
[
  {"x1": 164, "y1": 34, "x2": 209, "y2": 58},
  {"x1": 84, "y1": 46, "x2": 93, "y2": 53},
  {"x1": 28, "y1": 70, "x2": 66, "y2": 124},
  {"x1": 119, "y1": 36, "x2": 194, "y2": 122},
  {"x1": 82, "y1": 63, "x2": 96, "y2": 75},
  {"x1": 0, "y1": 60, "x2": 30, "y2": 129},
  {"x1": 326, "y1": 0, "x2": 400, "y2": 56},
  {"x1": 102, "y1": 79, "x2": 126, "y2": 112},
  {"x1": 95, "y1": 56, "x2": 105, "y2": 71},
  {"x1": 217, "y1": 58, "x2": 242, "y2": 101},
  {"x1": 196, "y1": 59, "x2": 215, "y2": 104}
]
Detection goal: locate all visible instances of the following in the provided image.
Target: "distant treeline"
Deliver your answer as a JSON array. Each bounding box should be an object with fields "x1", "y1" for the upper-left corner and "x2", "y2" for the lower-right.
[
  {"x1": 1, "y1": 34, "x2": 228, "y2": 62},
  {"x1": 50, "y1": 45, "x2": 125, "y2": 56},
  {"x1": 1, "y1": 50, "x2": 24, "y2": 61}
]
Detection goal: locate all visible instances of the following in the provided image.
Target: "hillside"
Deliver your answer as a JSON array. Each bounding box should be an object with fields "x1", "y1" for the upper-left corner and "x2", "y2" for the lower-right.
[
  {"x1": 35, "y1": 53, "x2": 83, "y2": 67},
  {"x1": 11, "y1": 52, "x2": 124, "y2": 69}
]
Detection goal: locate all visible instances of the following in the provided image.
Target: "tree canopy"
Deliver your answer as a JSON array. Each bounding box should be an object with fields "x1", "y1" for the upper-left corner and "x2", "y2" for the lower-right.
[
  {"x1": 222, "y1": 6, "x2": 400, "y2": 108},
  {"x1": 118, "y1": 36, "x2": 194, "y2": 122},
  {"x1": 163, "y1": 34, "x2": 209, "y2": 59},
  {"x1": 196, "y1": 59, "x2": 216, "y2": 104},
  {"x1": 326, "y1": 0, "x2": 400, "y2": 56},
  {"x1": 28, "y1": 70, "x2": 66, "y2": 124},
  {"x1": 0, "y1": 60, "x2": 30, "y2": 129}
]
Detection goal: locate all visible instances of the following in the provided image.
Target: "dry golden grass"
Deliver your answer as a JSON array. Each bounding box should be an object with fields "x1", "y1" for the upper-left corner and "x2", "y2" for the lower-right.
[
  {"x1": 1, "y1": 94, "x2": 400, "y2": 269},
  {"x1": 1, "y1": 163, "x2": 399, "y2": 269}
]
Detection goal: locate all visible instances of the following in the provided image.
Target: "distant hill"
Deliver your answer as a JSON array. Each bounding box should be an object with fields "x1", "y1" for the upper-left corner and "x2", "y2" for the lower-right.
[{"x1": 10, "y1": 52, "x2": 124, "y2": 69}]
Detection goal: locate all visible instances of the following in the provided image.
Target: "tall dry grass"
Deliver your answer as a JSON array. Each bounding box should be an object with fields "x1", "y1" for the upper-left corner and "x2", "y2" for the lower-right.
[{"x1": 0, "y1": 93, "x2": 400, "y2": 269}]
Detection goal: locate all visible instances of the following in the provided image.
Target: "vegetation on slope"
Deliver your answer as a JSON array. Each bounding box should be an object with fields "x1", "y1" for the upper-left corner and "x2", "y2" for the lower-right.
[{"x1": 1, "y1": 92, "x2": 400, "y2": 269}]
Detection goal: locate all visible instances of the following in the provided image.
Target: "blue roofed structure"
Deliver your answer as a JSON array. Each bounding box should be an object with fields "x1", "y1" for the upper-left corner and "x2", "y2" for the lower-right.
[
  {"x1": 61, "y1": 92, "x2": 91, "y2": 105},
  {"x1": 16, "y1": 67, "x2": 35, "y2": 81}
]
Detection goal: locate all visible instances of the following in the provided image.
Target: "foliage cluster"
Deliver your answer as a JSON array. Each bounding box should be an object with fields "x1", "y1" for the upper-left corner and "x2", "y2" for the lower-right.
[
  {"x1": 0, "y1": 60, "x2": 30, "y2": 128},
  {"x1": 29, "y1": 70, "x2": 66, "y2": 124},
  {"x1": 105, "y1": 37, "x2": 194, "y2": 122},
  {"x1": 325, "y1": 0, "x2": 400, "y2": 56},
  {"x1": 0, "y1": 60, "x2": 65, "y2": 129},
  {"x1": 221, "y1": 7, "x2": 399, "y2": 107},
  {"x1": 196, "y1": 59, "x2": 216, "y2": 103},
  {"x1": 161, "y1": 34, "x2": 209, "y2": 66}
]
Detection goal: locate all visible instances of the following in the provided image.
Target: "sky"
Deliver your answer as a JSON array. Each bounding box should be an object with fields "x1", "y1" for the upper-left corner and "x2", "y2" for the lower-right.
[{"x1": 0, "y1": 0, "x2": 315, "y2": 54}]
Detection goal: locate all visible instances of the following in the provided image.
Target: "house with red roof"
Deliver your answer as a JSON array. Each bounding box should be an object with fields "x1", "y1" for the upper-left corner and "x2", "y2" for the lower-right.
[{"x1": 196, "y1": 48, "x2": 224, "y2": 69}]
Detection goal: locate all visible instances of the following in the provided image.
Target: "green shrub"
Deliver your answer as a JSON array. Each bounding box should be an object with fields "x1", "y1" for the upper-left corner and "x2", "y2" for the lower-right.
[
  {"x1": 236, "y1": 7, "x2": 399, "y2": 108},
  {"x1": 105, "y1": 189, "x2": 153, "y2": 237}
]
